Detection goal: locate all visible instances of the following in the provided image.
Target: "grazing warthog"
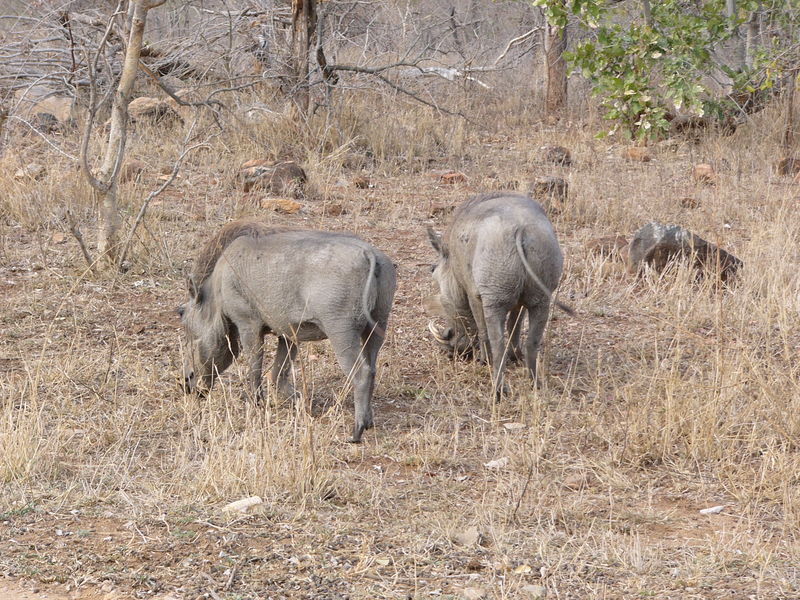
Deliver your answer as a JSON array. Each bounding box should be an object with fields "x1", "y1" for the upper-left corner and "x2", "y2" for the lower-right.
[
  {"x1": 427, "y1": 192, "x2": 572, "y2": 397},
  {"x1": 178, "y1": 221, "x2": 396, "y2": 443}
]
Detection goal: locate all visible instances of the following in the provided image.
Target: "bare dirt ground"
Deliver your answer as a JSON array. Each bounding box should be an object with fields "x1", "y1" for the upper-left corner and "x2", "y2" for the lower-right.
[{"x1": 2, "y1": 103, "x2": 800, "y2": 599}]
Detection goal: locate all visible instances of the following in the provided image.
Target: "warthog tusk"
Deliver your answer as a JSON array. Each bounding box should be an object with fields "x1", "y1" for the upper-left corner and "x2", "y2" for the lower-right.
[{"x1": 427, "y1": 320, "x2": 451, "y2": 344}]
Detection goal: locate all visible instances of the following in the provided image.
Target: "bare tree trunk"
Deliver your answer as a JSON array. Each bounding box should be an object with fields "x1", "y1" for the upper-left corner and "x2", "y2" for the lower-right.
[
  {"x1": 783, "y1": 69, "x2": 798, "y2": 151},
  {"x1": 745, "y1": 6, "x2": 761, "y2": 68},
  {"x1": 642, "y1": 0, "x2": 653, "y2": 27},
  {"x1": 94, "y1": 0, "x2": 166, "y2": 268},
  {"x1": 292, "y1": 0, "x2": 317, "y2": 115},
  {"x1": 543, "y1": 7, "x2": 567, "y2": 118}
]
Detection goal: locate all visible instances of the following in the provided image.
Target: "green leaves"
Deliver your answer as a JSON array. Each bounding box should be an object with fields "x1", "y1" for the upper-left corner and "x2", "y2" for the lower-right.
[{"x1": 533, "y1": 0, "x2": 753, "y2": 139}]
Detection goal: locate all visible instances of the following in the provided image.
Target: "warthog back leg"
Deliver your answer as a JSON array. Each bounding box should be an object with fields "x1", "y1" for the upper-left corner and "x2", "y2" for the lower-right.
[
  {"x1": 329, "y1": 329, "x2": 375, "y2": 443},
  {"x1": 525, "y1": 302, "x2": 550, "y2": 381},
  {"x1": 484, "y1": 303, "x2": 510, "y2": 400},
  {"x1": 506, "y1": 304, "x2": 525, "y2": 364},
  {"x1": 239, "y1": 323, "x2": 266, "y2": 402},
  {"x1": 270, "y1": 335, "x2": 297, "y2": 399}
]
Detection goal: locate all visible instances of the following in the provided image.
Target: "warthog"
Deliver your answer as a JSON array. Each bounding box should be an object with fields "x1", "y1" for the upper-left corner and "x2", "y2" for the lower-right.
[
  {"x1": 426, "y1": 192, "x2": 572, "y2": 397},
  {"x1": 178, "y1": 221, "x2": 396, "y2": 442}
]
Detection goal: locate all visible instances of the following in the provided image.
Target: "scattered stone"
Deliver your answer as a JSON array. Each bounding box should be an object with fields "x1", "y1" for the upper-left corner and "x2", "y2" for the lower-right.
[
  {"x1": 353, "y1": 175, "x2": 371, "y2": 189},
  {"x1": 51, "y1": 232, "x2": 66, "y2": 244},
  {"x1": 440, "y1": 171, "x2": 468, "y2": 184},
  {"x1": 503, "y1": 422, "x2": 526, "y2": 432},
  {"x1": 699, "y1": 505, "x2": 725, "y2": 515},
  {"x1": 692, "y1": 163, "x2": 718, "y2": 185},
  {"x1": 541, "y1": 145, "x2": 571, "y2": 166},
  {"x1": 33, "y1": 112, "x2": 64, "y2": 134},
  {"x1": 324, "y1": 203, "x2": 346, "y2": 216},
  {"x1": 222, "y1": 496, "x2": 263, "y2": 513},
  {"x1": 562, "y1": 473, "x2": 587, "y2": 490},
  {"x1": 530, "y1": 175, "x2": 568, "y2": 206},
  {"x1": 429, "y1": 203, "x2": 455, "y2": 218},
  {"x1": 120, "y1": 159, "x2": 147, "y2": 183},
  {"x1": 621, "y1": 146, "x2": 652, "y2": 162},
  {"x1": 453, "y1": 526, "x2": 483, "y2": 547},
  {"x1": 484, "y1": 456, "x2": 509, "y2": 470},
  {"x1": 585, "y1": 235, "x2": 628, "y2": 258},
  {"x1": 679, "y1": 196, "x2": 700, "y2": 209},
  {"x1": 775, "y1": 157, "x2": 800, "y2": 176},
  {"x1": 521, "y1": 584, "x2": 548, "y2": 599},
  {"x1": 260, "y1": 198, "x2": 303, "y2": 214},
  {"x1": 240, "y1": 160, "x2": 307, "y2": 196},
  {"x1": 460, "y1": 586, "x2": 487, "y2": 600},
  {"x1": 128, "y1": 97, "x2": 183, "y2": 125},
  {"x1": 628, "y1": 222, "x2": 742, "y2": 282},
  {"x1": 14, "y1": 85, "x2": 76, "y2": 128},
  {"x1": 14, "y1": 163, "x2": 45, "y2": 180}
]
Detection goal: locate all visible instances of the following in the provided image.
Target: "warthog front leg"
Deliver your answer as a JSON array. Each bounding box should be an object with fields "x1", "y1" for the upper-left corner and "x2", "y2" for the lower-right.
[
  {"x1": 239, "y1": 324, "x2": 266, "y2": 402},
  {"x1": 270, "y1": 335, "x2": 297, "y2": 399}
]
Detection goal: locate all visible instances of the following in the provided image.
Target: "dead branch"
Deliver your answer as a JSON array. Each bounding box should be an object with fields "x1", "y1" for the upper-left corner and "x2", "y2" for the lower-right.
[{"x1": 66, "y1": 209, "x2": 98, "y2": 276}]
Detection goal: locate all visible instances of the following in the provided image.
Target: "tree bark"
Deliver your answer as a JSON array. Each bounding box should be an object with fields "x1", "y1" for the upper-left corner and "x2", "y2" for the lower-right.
[
  {"x1": 543, "y1": 8, "x2": 567, "y2": 118},
  {"x1": 292, "y1": 0, "x2": 317, "y2": 115},
  {"x1": 783, "y1": 69, "x2": 798, "y2": 151},
  {"x1": 95, "y1": 0, "x2": 165, "y2": 268}
]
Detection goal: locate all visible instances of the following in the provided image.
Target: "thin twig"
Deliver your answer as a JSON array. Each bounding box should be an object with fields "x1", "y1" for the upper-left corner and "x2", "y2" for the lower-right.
[
  {"x1": 115, "y1": 138, "x2": 209, "y2": 270},
  {"x1": 66, "y1": 209, "x2": 98, "y2": 276}
]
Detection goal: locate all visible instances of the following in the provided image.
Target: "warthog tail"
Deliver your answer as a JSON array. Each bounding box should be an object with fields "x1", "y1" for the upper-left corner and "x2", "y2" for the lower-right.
[
  {"x1": 362, "y1": 250, "x2": 386, "y2": 338},
  {"x1": 514, "y1": 228, "x2": 575, "y2": 316}
]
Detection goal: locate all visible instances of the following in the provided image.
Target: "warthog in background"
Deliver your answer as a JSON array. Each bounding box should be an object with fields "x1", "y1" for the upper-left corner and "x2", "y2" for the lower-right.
[
  {"x1": 427, "y1": 192, "x2": 572, "y2": 397},
  {"x1": 179, "y1": 221, "x2": 396, "y2": 442}
]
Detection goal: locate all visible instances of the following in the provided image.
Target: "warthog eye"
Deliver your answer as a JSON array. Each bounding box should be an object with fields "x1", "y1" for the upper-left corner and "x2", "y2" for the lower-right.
[
  {"x1": 430, "y1": 264, "x2": 436, "y2": 273},
  {"x1": 176, "y1": 305, "x2": 186, "y2": 318}
]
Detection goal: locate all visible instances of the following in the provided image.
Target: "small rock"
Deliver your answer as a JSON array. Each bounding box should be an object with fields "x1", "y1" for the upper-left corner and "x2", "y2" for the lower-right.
[
  {"x1": 51, "y1": 232, "x2": 66, "y2": 244},
  {"x1": 120, "y1": 159, "x2": 147, "y2": 183},
  {"x1": 521, "y1": 584, "x2": 547, "y2": 599},
  {"x1": 699, "y1": 505, "x2": 725, "y2": 515},
  {"x1": 460, "y1": 587, "x2": 487, "y2": 600},
  {"x1": 222, "y1": 496, "x2": 263, "y2": 513},
  {"x1": 530, "y1": 176, "x2": 568, "y2": 206},
  {"x1": 628, "y1": 222, "x2": 742, "y2": 282},
  {"x1": 692, "y1": 163, "x2": 718, "y2": 185},
  {"x1": 260, "y1": 198, "x2": 303, "y2": 214},
  {"x1": 503, "y1": 422, "x2": 526, "y2": 432},
  {"x1": 429, "y1": 203, "x2": 455, "y2": 218},
  {"x1": 129, "y1": 96, "x2": 183, "y2": 125},
  {"x1": 440, "y1": 171, "x2": 467, "y2": 184},
  {"x1": 240, "y1": 160, "x2": 307, "y2": 196},
  {"x1": 453, "y1": 526, "x2": 483, "y2": 547},
  {"x1": 484, "y1": 456, "x2": 509, "y2": 470},
  {"x1": 324, "y1": 203, "x2": 346, "y2": 216},
  {"x1": 775, "y1": 157, "x2": 800, "y2": 176},
  {"x1": 541, "y1": 145, "x2": 571, "y2": 166},
  {"x1": 621, "y1": 146, "x2": 652, "y2": 162},
  {"x1": 678, "y1": 196, "x2": 700, "y2": 209},
  {"x1": 585, "y1": 235, "x2": 628, "y2": 258},
  {"x1": 353, "y1": 175, "x2": 371, "y2": 189},
  {"x1": 14, "y1": 163, "x2": 45, "y2": 180}
]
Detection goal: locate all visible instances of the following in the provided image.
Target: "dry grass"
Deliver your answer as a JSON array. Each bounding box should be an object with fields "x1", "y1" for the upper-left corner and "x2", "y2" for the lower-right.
[{"x1": 1, "y1": 82, "x2": 800, "y2": 599}]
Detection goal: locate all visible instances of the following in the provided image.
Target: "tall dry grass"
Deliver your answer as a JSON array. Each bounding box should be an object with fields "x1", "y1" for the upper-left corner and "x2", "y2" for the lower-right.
[{"x1": 1, "y1": 74, "x2": 800, "y2": 596}]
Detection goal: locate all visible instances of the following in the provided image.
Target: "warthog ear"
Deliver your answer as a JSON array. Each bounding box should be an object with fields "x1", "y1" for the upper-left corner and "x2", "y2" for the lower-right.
[
  {"x1": 186, "y1": 276, "x2": 202, "y2": 302},
  {"x1": 422, "y1": 294, "x2": 446, "y2": 317},
  {"x1": 427, "y1": 226, "x2": 448, "y2": 258}
]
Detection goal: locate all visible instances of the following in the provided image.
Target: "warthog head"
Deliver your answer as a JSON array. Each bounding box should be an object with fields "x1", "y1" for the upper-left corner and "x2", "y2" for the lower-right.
[
  {"x1": 425, "y1": 227, "x2": 479, "y2": 360},
  {"x1": 178, "y1": 277, "x2": 239, "y2": 394}
]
